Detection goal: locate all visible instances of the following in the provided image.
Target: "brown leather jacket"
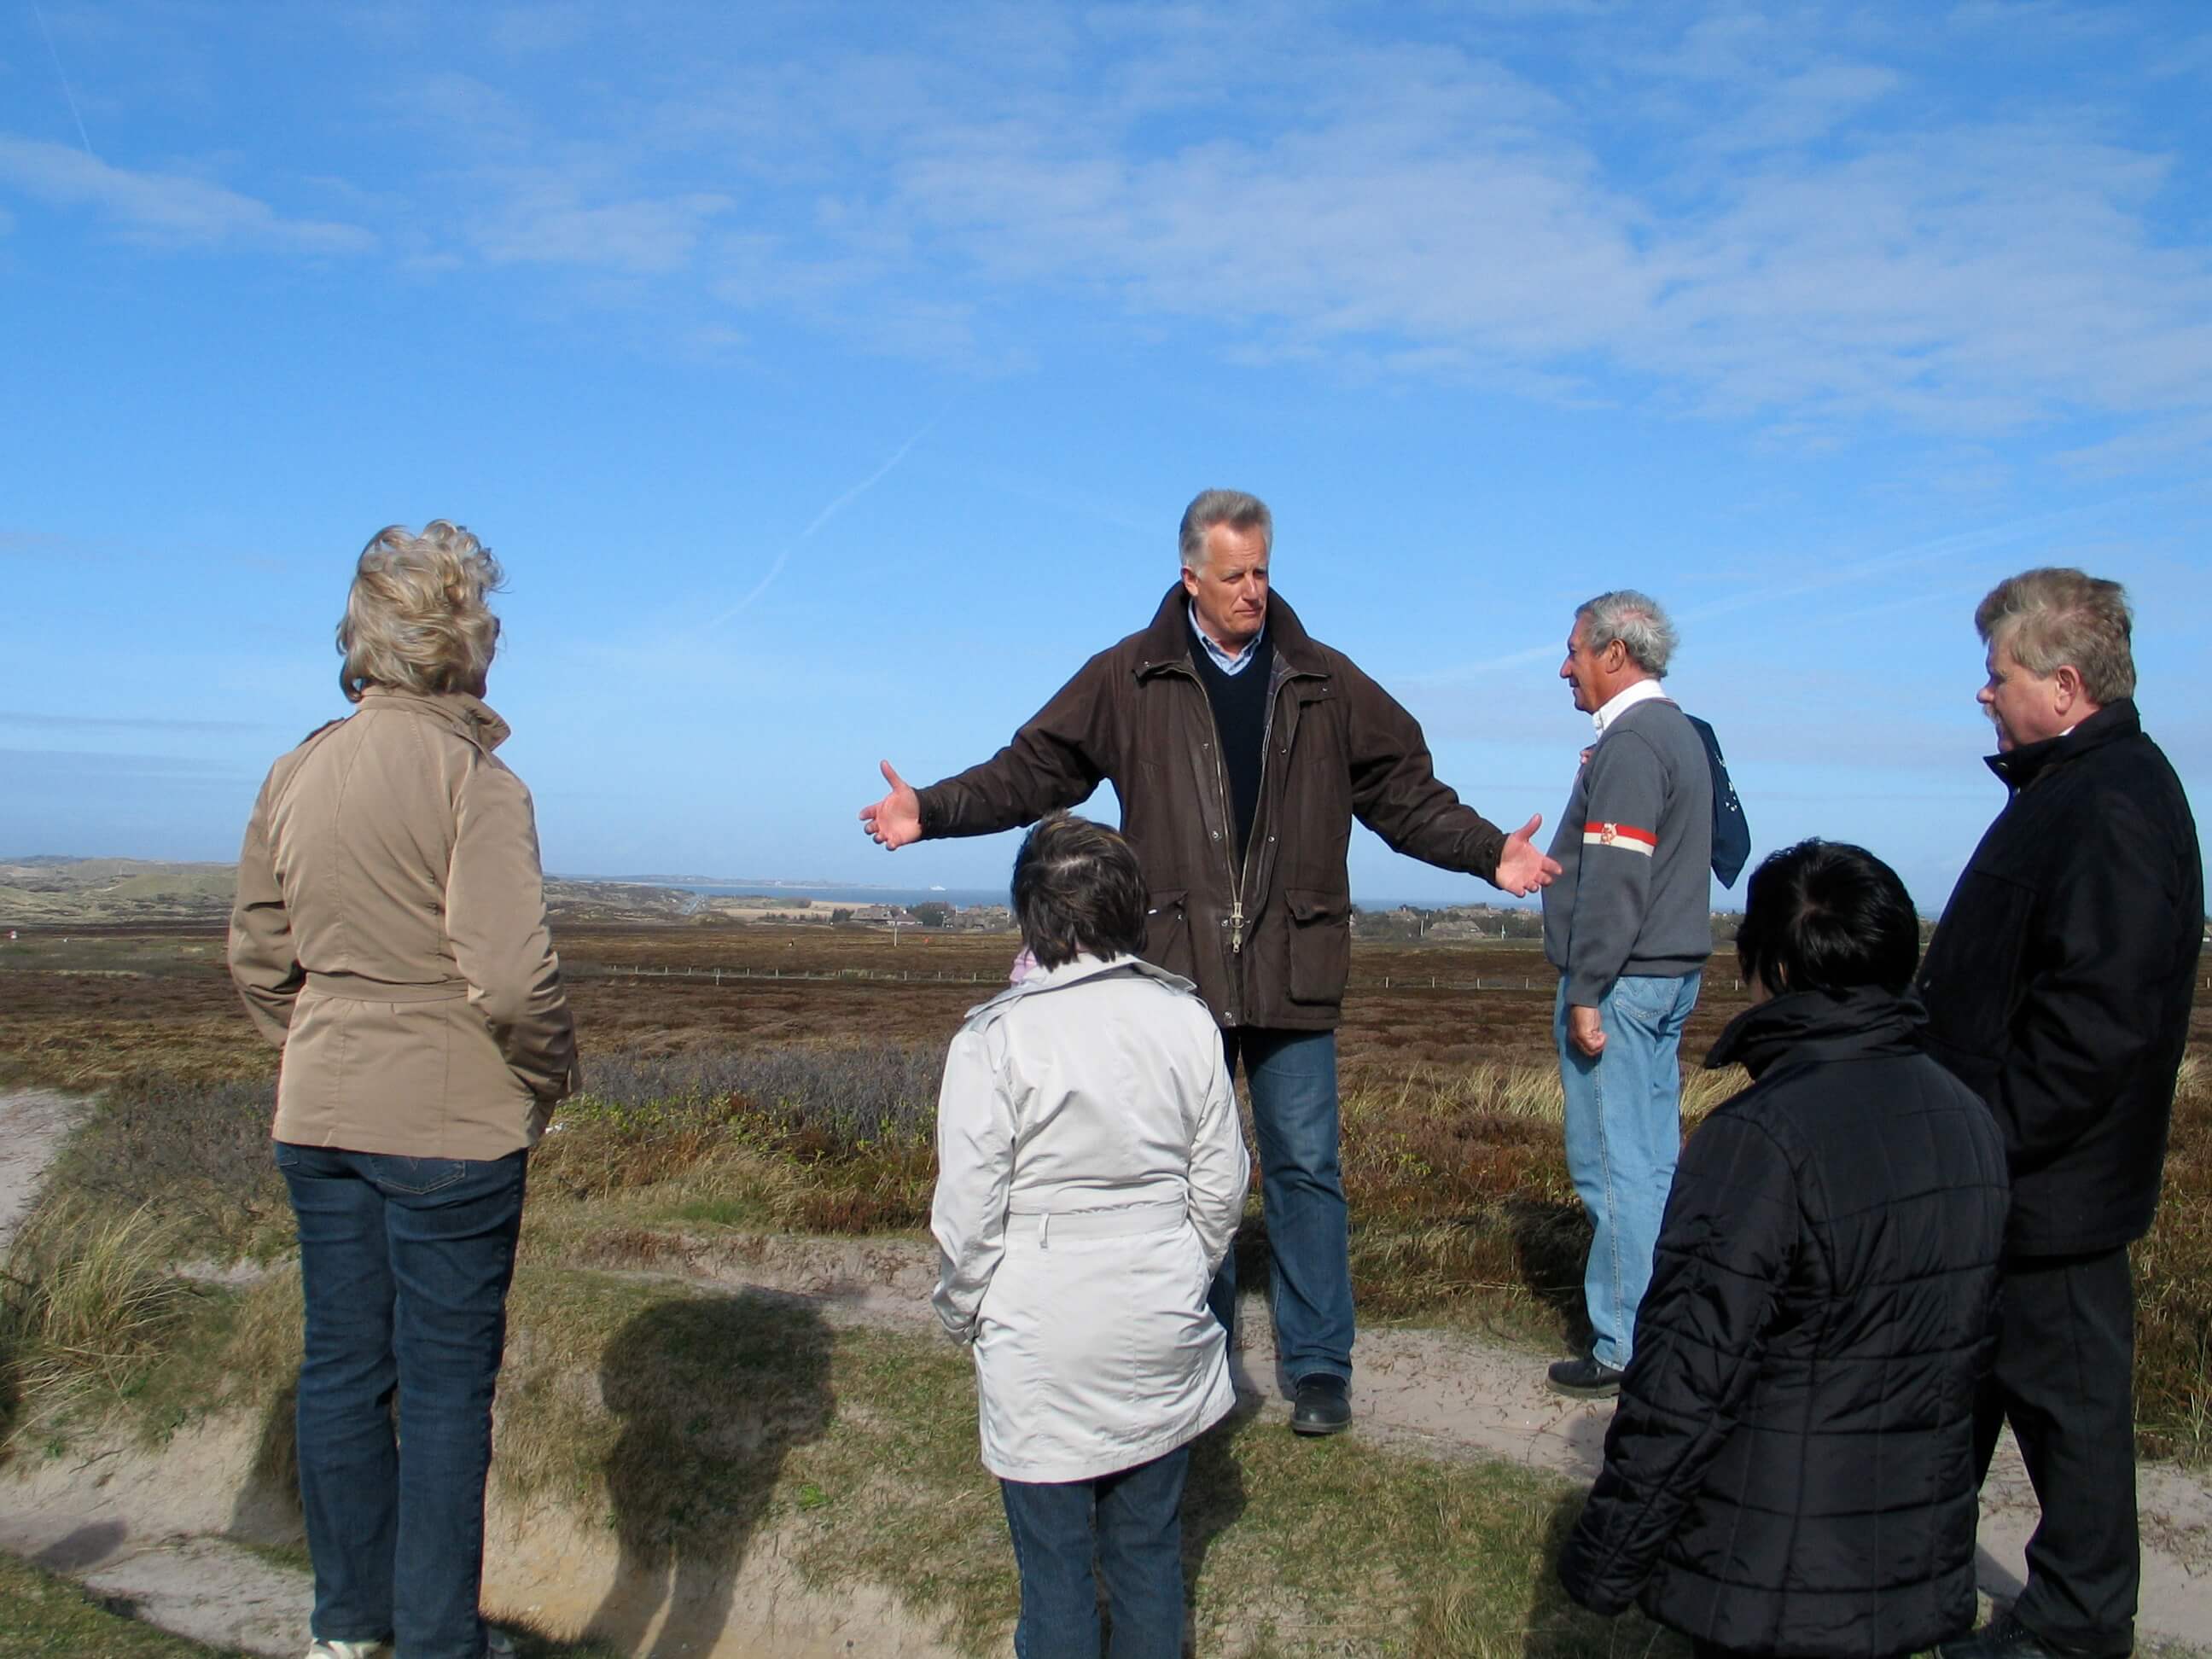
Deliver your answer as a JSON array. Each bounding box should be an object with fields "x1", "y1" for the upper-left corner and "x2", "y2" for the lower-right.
[
  {"x1": 917, "y1": 585, "x2": 1511, "y2": 1030},
  {"x1": 228, "y1": 690, "x2": 578, "y2": 1159}
]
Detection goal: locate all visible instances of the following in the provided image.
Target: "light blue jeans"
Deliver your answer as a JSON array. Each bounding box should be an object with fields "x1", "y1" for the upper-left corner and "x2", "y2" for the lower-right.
[{"x1": 1556, "y1": 973, "x2": 1701, "y2": 1371}]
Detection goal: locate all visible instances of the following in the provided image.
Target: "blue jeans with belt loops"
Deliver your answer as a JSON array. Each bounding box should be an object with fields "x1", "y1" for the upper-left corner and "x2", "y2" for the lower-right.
[
  {"x1": 1556, "y1": 973, "x2": 1701, "y2": 1371},
  {"x1": 1000, "y1": 1445, "x2": 1191, "y2": 1658},
  {"x1": 276, "y1": 1141, "x2": 527, "y2": 1659},
  {"x1": 1205, "y1": 1027, "x2": 1353, "y2": 1385}
]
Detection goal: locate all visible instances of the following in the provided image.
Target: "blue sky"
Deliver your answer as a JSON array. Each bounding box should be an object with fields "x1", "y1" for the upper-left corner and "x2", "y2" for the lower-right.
[{"x1": 3, "y1": 1, "x2": 2207, "y2": 914}]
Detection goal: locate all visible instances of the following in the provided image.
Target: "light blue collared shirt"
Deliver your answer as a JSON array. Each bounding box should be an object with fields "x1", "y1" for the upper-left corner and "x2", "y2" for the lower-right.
[{"x1": 1189, "y1": 602, "x2": 1263, "y2": 677}]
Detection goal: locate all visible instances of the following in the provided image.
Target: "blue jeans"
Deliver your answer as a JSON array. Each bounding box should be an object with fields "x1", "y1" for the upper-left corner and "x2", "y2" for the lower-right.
[
  {"x1": 999, "y1": 1446, "x2": 1190, "y2": 1659},
  {"x1": 1205, "y1": 1027, "x2": 1353, "y2": 1384},
  {"x1": 1556, "y1": 974, "x2": 1700, "y2": 1371},
  {"x1": 276, "y1": 1142, "x2": 527, "y2": 1659}
]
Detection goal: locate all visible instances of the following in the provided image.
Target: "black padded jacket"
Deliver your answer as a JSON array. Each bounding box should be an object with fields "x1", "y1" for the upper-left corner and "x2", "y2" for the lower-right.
[
  {"x1": 1558, "y1": 988, "x2": 2009, "y2": 1657},
  {"x1": 1918, "y1": 699, "x2": 2203, "y2": 1255}
]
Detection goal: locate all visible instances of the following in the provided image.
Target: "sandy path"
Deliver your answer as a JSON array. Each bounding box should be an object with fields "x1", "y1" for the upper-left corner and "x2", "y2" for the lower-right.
[
  {"x1": 587, "y1": 1228, "x2": 2212, "y2": 1648},
  {"x1": 0, "y1": 1088, "x2": 84, "y2": 1249},
  {"x1": 3, "y1": 1090, "x2": 2208, "y2": 1654}
]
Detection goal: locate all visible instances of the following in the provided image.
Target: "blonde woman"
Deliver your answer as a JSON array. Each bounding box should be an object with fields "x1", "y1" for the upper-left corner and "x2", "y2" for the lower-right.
[{"x1": 229, "y1": 521, "x2": 576, "y2": 1659}]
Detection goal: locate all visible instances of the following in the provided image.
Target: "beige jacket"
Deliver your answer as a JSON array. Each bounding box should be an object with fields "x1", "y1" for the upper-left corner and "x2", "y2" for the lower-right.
[{"x1": 227, "y1": 690, "x2": 578, "y2": 1159}]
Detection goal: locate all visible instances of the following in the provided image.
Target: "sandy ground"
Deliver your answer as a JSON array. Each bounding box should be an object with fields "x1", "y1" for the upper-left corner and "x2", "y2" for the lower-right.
[
  {"x1": 0, "y1": 1087, "x2": 83, "y2": 1249},
  {"x1": 3, "y1": 1087, "x2": 2208, "y2": 1656}
]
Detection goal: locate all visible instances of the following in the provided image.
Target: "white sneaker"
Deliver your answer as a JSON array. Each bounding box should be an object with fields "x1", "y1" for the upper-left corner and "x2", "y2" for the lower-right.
[{"x1": 304, "y1": 1627, "x2": 509, "y2": 1657}]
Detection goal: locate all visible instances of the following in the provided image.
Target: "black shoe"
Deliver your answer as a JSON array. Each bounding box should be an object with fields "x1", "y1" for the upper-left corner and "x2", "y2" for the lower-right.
[
  {"x1": 1936, "y1": 1614, "x2": 2131, "y2": 1659},
  {"x1": 1545, "y1": 1355, "x2": 1626, "y2": 1399},
  {"x1": 1290, "y1": 1374, "x2": 1352, "y2": 1435}
]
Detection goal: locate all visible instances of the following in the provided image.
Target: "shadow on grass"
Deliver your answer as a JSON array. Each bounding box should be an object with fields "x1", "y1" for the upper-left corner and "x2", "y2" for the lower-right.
[
  {"x1": 1182, "y1": 1395, "x2": 1255, "y2": 1652},
  {"x1": 1507, "y1": 1195, "x2": 1595, "y2": 1353},
  {"x1": 1522, "y1": 1485, "x2": 1692, "y2": 1659},
  {"x1": 586, "y1": 1291, "x2": 835, "y2": 1656}
]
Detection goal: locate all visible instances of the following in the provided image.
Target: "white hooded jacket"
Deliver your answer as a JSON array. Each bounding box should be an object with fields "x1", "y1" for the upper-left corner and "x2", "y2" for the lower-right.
[{"x1": 931, "y1": 952, "x2": 1250, "y2": 1482}]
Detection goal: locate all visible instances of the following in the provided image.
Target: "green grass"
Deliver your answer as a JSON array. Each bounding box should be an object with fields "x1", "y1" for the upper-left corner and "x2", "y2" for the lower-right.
[
  {"x1": 14, "y1": 1045, "x2": 2212, "y2": 1464},
  {"x1": 7, "y1": 1045, "x2": 2211, "y2": 1654},
  {"x1": 0, "y1": 1547, "x2": 626, "y2": 1658},
  {"x1": 0, "y1": 1552, "x2": 247, "y2": 1656},
  {"x1": 115, "y1": 1265, "x2": 1685, "y2": 1656}
]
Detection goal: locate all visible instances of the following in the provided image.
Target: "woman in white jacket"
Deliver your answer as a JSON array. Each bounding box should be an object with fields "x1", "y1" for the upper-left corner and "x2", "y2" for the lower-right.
[{"x1": 933, "y1": 812, "x2": 1250, "y2": 1659}]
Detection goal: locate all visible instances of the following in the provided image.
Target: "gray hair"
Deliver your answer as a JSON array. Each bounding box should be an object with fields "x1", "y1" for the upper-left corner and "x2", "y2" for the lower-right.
[
  {"x1": 1975, "y1": 567, "x2": 2134, "y2": 704},
  {"x1": 1575, "y1": 590, "x2": 1678, "y2": 677},
  {"x1": 336, "y1": 521, "x2": 504, "y2": 702},
  {"x1": 1178, "y1": 488, "x2": 1273, "y2": 570}
]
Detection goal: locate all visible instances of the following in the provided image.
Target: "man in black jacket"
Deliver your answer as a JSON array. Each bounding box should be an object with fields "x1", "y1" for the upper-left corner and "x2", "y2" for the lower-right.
[
  {"x1": 1560, "y1": 840, "x2": 2009, "y2": 1657},
  {"x1": 1919, "y1": 568, "x2": 2203, "y2": 1659}
]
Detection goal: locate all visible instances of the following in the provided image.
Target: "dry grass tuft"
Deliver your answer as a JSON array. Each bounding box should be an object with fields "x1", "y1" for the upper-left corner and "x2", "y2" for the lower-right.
[
  {"x1": 0, "y1": 1196, "x2": 206, "y2": 1429},
  {"x1": 15, "y1": 1034, "x2": 2212, "y2": 1470}
]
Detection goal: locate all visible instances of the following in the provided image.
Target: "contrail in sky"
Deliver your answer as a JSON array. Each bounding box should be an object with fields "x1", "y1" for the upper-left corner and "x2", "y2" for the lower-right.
[
  {"x1": 701, "y1": 412, "x2": 942, "y2": 632},
  {"x1": 32, "y1": 4, "x2": 96, "y2": 158},
  {"x1": 1418, "y1": 504, "x2": 2115, "y2": 686}
]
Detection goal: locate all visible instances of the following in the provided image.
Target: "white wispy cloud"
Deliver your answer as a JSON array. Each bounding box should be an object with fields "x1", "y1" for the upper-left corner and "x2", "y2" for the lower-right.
[
  {"x1": 10, "y1": 4, "x2": 2210, "y2": 449},
  {"x1": 0, "y1": 137, "x2": 373, "y2": 252},
  {"x1": 473, "y1": 189, "x2": 736, "y2": 275},
  {"x1": 1413, "y1": 505, "x2": 2111, "y2": 688}
]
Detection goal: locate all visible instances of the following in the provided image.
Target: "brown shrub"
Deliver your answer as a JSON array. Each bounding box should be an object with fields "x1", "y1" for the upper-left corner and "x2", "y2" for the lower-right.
[
  {"x1": 2133, "y1": 1052, "x2": 2212, "y2": 1462},
  {"x1": 39, "y1": 1072, "x2": 290, "y2": 1262}
]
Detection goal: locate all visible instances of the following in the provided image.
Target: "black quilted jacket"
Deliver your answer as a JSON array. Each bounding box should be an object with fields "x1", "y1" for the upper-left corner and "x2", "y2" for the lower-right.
[{"x1": 1558, "y1": 988, "x2": 2009, "y2": 1657}]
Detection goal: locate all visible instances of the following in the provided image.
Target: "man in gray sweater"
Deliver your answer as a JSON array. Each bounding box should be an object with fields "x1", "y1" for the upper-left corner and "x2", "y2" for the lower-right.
[{"x1": 1540, "y1": 591, "x2": 1714, "y2": 1398}]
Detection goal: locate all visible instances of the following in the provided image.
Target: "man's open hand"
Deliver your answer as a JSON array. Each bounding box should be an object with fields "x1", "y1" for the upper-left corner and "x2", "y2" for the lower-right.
[
  {"x1": 859, "y1": 760, "x2": 922, "y2": 849},
  {"x1": 1494, "y1": 814, "x2": 1563, "y2": 896}
]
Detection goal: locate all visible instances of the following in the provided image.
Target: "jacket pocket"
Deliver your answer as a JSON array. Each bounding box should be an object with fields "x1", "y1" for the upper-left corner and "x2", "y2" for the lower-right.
[
  {"x1": 1284, "y1": 887, "x2": 1350, "y2": 1006},
  {"x1": 1144, "y1": 888, "x2": 1192, "y2": 979}
]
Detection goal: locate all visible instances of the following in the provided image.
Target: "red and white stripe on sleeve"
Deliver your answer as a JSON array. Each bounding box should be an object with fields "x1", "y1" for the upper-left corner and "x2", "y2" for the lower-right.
[{"x1": 1582, "y1": 820, "x2": 1657, "y2": 858}]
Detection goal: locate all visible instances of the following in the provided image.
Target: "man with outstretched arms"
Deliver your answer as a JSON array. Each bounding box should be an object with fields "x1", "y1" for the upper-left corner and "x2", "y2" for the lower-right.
[
  {"x1": 860, "y1": 487, "x2": 1560, "y2": 1436},
  {"x1": 1540, "y1": 591, "x2": 1714, "y2": 1400},
  {"x1": 1922, "y1": 569, "x2": 2203, "y2": 1659}
]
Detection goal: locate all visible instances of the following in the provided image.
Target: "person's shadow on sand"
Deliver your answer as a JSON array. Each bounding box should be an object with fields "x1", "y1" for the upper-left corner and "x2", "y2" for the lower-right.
[{"x1": 588, "y1": 1291, "x2": 835, "y2": 1657}]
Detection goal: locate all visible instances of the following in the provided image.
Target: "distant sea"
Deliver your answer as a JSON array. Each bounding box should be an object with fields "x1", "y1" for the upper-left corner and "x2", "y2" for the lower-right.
[
  {"x1": 568, "y1": 874, "x2": 1533, "y2": 912},
  {"x1": 677, "y1": 882, "x2": 1010, "y2": 910}
]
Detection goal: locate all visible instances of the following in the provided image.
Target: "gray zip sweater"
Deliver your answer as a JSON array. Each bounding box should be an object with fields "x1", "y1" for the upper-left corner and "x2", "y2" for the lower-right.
[{"x1": 1541, "y1": 696, "x2": 1714, "y2": 1005}]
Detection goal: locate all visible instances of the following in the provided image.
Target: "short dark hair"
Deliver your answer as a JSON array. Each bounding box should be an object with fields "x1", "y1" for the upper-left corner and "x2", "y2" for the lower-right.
[
  {"x1": 1734, "y1": 840, "x2": 1920, "y2": 998},
  {"x1": 1011, "y1": 813, "x2": 1147, "y2": 970}
]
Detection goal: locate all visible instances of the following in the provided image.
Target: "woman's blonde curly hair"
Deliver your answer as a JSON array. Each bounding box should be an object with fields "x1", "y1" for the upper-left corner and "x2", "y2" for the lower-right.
[{"x1": 336, "y1": 521, "x2": 505, "y2": 702}]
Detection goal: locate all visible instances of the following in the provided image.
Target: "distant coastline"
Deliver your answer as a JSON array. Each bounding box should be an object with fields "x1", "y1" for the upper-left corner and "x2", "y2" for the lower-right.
[{"x1": 558, "y1": 871, "x2": 1542, "y2": 912}]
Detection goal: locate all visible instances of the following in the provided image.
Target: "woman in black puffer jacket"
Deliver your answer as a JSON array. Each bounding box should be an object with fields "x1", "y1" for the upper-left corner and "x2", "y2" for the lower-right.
[{"x1": 1559, "y1": 840, "x2": 2009, "y2": 1659}]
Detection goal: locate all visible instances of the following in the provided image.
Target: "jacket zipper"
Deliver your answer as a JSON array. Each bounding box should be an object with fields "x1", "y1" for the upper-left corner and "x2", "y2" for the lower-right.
[
  {"x1": 1167, "y1": 662, "x2": 1249, "y2": 955},
  {"x1": 1176, "y1": 658, "x2": 1290, "y2": 958}
]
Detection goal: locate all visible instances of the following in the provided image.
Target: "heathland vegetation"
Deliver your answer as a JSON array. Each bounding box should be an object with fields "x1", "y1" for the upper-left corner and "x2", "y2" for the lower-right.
[{"x1": 2, "y1": 915, "x2": 2207, "y2": 1654}]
